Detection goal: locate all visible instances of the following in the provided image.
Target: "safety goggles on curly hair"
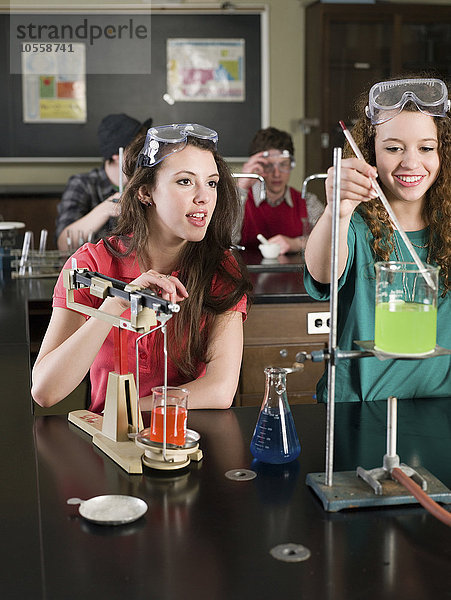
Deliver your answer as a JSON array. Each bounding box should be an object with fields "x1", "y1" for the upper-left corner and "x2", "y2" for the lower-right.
[
  {"x1": 365, "y1": 78, "x2": 450, "y2": 125},
  {"x1": 136, "y1": 123, "x2": 218, "y2": 168},
  {"x1": 261, "y1": 149, "x2": 295, "y2": 174}
]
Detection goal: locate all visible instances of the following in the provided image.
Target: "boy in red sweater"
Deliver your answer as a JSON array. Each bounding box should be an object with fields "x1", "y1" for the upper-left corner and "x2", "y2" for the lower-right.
[{"x1": 237, "y1": 127, "x2": 323, "y2": 254}]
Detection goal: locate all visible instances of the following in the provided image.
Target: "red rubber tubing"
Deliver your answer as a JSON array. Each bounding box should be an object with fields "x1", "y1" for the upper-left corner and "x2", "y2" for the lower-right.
[{"x1": 391, "y1": 467, "x2": 451, "y2": 527}]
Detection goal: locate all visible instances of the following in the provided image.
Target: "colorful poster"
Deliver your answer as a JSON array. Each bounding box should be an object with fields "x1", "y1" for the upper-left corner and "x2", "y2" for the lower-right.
[
  {"x1": 21, "y1": 43, "x2": 86, "y2": 122},
  {"x1": 167, "y1": 39, "x2": 245, "y2": 102}
]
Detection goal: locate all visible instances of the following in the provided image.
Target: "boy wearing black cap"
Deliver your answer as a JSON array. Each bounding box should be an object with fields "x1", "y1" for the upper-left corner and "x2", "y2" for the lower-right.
[{"x1": 55, "y1": 113, "x2": 152, "y2": 251}]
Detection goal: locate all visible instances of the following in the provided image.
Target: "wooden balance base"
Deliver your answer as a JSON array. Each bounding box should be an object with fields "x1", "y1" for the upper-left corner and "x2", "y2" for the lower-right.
[{"x1": 68, "y1": 409, "x2": 144, "y2": 474}]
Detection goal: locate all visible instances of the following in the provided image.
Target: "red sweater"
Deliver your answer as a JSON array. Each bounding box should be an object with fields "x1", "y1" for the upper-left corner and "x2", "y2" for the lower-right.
[{"x1": 241, "y1": 187, "x2": 308, "y2": 249}]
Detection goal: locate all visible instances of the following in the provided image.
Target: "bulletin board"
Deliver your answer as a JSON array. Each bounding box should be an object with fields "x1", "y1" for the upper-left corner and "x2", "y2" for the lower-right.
[{"x1": 0, "y1": 8, "x2": 268, "y2": 160}]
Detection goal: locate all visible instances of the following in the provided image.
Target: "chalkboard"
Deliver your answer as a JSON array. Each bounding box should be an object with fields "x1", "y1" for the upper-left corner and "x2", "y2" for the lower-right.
[{"x1": 0, "y1": 10, "x2": 265, "y2": 159}]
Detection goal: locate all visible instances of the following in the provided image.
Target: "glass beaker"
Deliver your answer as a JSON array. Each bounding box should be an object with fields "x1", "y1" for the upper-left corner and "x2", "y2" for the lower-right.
[
  {"x1": 375, "y1": 261, "x2": 439, "y2": 355},
  {"x1": 250, "y1": 367, "x2": 301, "y2": 464},
  {"x1": 150, "y1": 386, "x2": 188, "y2": 446}
]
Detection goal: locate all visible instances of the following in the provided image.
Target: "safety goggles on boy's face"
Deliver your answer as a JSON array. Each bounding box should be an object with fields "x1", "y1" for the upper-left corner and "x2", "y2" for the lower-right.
[
  {"x1": 136, "y1": 123, "x2": 219, "y2": 168},
  {"x1": 365, "y1": 78, "x2": 450, "y2": 125},
  {"x1": 261, "y1": 150, "x2": 295, "y2": 174}
]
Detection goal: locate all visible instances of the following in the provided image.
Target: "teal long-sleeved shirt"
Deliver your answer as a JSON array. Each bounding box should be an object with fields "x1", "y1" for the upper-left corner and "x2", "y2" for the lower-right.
[{"x1": 304, "y1": 212, "x2": 451, "y2": 402}]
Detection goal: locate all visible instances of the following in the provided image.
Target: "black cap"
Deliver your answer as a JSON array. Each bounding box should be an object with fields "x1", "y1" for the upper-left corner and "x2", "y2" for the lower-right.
[{"x1": 97, "y1": 113, "x2": 153, "y2": 161}]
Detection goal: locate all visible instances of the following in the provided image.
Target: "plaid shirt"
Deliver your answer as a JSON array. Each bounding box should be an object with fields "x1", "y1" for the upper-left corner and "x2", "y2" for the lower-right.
[{"x1": 55, "y1": 167, "x2": 117, "y2": 242}]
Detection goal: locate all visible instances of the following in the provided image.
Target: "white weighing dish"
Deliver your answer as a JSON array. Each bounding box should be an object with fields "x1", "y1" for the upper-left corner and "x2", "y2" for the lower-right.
[
  {"x1": 258, "y1": 243, "x2": 280, "y2": 259},
  {"x1": 67, "y1": 495, "x2": 148, "y2": 525}
]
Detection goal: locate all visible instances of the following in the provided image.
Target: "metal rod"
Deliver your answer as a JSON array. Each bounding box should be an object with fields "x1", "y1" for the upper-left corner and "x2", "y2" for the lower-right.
[
  {"x1": 133, "y1": 319, "x2": 170, "y2": 439},
  {"x1": 135, "y1": 331, "x2": 145, "y2": 437},
  {"x1": 66, "y1": 230, "x2": 73, "y2": 253},
  {"x1": 325, "y1": 147, "x2": 342, "y2": 486},
  {"x1": 301, "y1": 173, "x2": 327, "y2": 198},
  {"x1": 387, "y1": 396, "x2": 397, "y2": 457},
  {"x1": 162, "y1": 323, "x2": 169, "y2": 462},
  {"x1": 19, "y1": 230, "x2": 32, "y2": 277},
  {"x1": 336, "y1": 349, "x2": 374, "y2": 360},
  {"x1": 232, "y1": 173, "x2": 267, "y2": 201},
  {"x1": 134, "y1": 327, "x2": 157, "y2": 437},
  {"x1": 38, "y1": 229, "x2": 48, "y2": 254}
]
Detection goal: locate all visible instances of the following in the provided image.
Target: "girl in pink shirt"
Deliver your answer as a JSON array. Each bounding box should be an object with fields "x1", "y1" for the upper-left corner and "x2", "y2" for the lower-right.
[{"x1": 32, "y1": 124, "x2": 252, "y2": 412}]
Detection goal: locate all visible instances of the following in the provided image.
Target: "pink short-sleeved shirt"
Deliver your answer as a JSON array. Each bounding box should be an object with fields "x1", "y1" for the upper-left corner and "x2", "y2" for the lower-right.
[{"x1": 53, "y1": 239, "x2": 247, "y2": 413}]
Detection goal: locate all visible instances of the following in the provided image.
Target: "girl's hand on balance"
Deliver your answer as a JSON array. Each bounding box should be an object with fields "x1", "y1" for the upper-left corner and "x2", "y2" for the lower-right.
[
  {"x1": 325, "y1": 157, "x2": 379, "y2": 218},
  {"x1": 132, "y1": 270, "x2": 189, "y2": 305},
  {"x1": 107, "y1": 270, "x2": 189, "y2": 311}
]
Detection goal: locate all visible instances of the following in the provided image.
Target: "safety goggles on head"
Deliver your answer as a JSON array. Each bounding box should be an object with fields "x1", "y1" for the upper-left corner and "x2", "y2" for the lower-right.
[
  {"x1": 136, "y1": 123, "x2": 219, "y2": 168},
  {"x1": 261, "y1": 149, "x2": 295, "y2": 174},
  {"x1": 365, "y1": 78, "x2": 450, "y2": 125}
]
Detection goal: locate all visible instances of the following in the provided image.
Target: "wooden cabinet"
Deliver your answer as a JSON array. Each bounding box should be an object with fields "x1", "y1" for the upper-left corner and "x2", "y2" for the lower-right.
[
  {"x1": 305, "y1": 2, "x2": 451, "y2": 174},
  {"x1": 236, "y1": 302, "x2": 329, "y2": 406}
]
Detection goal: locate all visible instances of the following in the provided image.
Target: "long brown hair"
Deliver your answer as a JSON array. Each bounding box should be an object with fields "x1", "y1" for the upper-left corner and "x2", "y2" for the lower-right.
[
  {"x1": 105, "y1": 133, "x2": 253, "y2": 379},
  {"x1": 345, "y1": 79, "x2": 451, "y2": 295}
]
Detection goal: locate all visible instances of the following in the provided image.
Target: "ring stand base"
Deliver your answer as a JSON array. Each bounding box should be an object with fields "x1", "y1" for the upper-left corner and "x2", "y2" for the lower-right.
[
  {"x1": 356, "y1": 458, "x2": 427, "y2": 495},
  {"x1": 306, "y1": 467, "x2": 451, "y2": 512}
]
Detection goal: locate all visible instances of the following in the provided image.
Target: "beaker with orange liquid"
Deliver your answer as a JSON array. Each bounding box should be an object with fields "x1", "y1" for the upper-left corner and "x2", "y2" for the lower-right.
[{"x1": 150, "y1": 386, "x2": 188, "y2": 446}]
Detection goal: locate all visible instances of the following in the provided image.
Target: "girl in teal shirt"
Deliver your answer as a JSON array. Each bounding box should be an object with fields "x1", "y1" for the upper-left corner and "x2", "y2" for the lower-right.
[{"x1": 304, "y1": 77, "x2": 451, "y2": 402}]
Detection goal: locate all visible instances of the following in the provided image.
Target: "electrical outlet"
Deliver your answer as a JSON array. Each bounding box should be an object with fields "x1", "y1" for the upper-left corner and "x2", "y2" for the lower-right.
[{"x1": 307, "y1": 311, "x2": 330, "y2": 334}]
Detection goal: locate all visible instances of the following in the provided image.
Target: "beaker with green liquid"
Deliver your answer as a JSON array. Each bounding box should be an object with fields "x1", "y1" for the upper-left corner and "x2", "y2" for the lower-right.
[{"x1": 375, "y1": 261, "x2": 439, "y2": 355}]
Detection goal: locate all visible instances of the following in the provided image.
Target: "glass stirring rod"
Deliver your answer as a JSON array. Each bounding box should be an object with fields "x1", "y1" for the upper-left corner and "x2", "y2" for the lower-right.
[{"x1": 339, "y1": 120, "x2": 436, "y2": 291}]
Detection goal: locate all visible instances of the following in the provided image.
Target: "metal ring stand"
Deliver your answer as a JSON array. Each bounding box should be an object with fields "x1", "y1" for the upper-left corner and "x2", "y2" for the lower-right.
[{"x1": 305, "y1": 147, "x2": 451, "y2": 512}]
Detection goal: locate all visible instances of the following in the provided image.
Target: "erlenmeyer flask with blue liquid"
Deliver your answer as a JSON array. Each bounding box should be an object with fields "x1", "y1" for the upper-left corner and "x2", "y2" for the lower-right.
[{"x1": 250, "y1": 367, "x2": 301, "y2": 464}]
